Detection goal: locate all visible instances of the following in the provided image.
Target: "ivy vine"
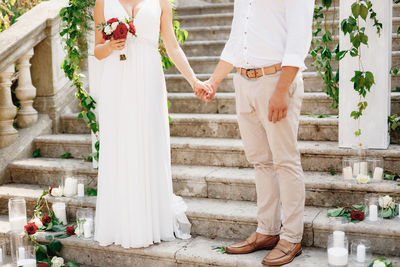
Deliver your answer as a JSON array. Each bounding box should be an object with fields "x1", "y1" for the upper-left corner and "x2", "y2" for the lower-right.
[{"x1": 59, "y1": 0, "x2": 187, "y2": 163}]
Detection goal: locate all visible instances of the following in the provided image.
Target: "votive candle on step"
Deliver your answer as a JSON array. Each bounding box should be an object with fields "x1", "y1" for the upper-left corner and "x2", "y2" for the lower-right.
[
  {"x1": 52, "y1": 202, "x2": 67, "y2": 224},
  {"x1": 353, "y1": 162, "x2": 360, "y2": 176},
  {"x1": 360, "y1": 162, "x2": 368, "y2": 175},
  {"x1": 343, "y1": 166, "x2": 353, "y2": 180},
  {"x1": 63, "y1": 177, "x2": 77, "y2": 197},
  {"x1": 356, "y1": 244, "x2": 366, "y2": 263},
  {"x1": 83, "y1": 219, "x2": 92, "y2": 238},
  {"x1": 369, "y1": 204, "x2": 378, "y2": 222},
  {"x1": 328, "y1": 247, "x2": 348, "y2": 266},
  {"x1": 17, "y1": 258, "x2": 36, "y2": 267},
  {"x1": 333, "y1": 231, "x2": 345, "y2": 248},
  {"x1": 0, "y1": 248, "x2": 3, "y2": 263},
  {"x1": 18, "y1": 246, "x2": 25, "y2": 260},
  {"x1": 373, "y1": 167, "x2": 383, "y2": 181},
  {"x1": 77, "y1": 183, "x2": 85, "y2": 197},
  {"x1": 9, "y1": 215, "x2": 27, "y2": 233}
]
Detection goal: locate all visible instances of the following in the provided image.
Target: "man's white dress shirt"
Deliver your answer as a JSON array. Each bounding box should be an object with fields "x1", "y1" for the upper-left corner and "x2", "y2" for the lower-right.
[{"x1": 221, "y1": 0, "x2": 315, "y2": 70}]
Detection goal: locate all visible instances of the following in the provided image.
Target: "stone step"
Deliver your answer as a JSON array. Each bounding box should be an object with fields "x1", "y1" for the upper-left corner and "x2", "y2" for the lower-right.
[
  {"x1": 166, "y1": 52, "x2": 400, "y2": 74},
  {"x1": 165, "y1": 72, "x2": 400, "y2": 93},
  {"x1": 61, "y1": 112, "x2": 339, "y2": 141},
  {"x1": 7, "y1": 159, "x2": 400, "y2": 207},
  {"x1": 33, "y1": 134, "x2": 400, "y2": 172},
  {"x1": 0, "y1": 184, "x2": 399, "y2": 256}
]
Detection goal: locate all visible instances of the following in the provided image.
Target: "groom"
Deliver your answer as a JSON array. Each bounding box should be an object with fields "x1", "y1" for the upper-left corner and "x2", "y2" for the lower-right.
[{"x1": 195, "y1": 0, "x2": 314, "y2": 266}]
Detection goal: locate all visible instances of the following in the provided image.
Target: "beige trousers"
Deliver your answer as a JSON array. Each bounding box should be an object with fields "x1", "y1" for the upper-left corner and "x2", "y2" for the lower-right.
[{"x1": 233, "y1": 71, "x2": 305, "y2": 243}]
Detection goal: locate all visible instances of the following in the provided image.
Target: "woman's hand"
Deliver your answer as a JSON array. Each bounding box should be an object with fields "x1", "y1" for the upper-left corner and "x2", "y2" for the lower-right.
[
  {"x1": 193, "y1": 79, "x2": 213, "y2": 102},
  {"x1": 107, "y1": 38, "x2": 127, "y2": 51}
]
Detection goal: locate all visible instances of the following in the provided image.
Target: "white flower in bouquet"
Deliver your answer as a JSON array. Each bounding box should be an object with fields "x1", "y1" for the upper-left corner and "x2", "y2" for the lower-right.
[
  {"x1": 356, "y1": 174, "x2": 370, "y2": 184},
  {"x1": 51, "y1": 256, "x2": 64, "y2": 267},
  {"x1": 373, "y1": 260, "x2": 387, "y2": 267},
  {"x1": 31, "y1": 217, "x2": 43, "y2": 229},
  {"x1": 51, "y1": 186, "x2": 63, "y2": 197},
  {"x1": 111, "y1": 21, "x2": 119, "y2": 31},
  {"x1": 104, "y1": 25, "x2": 113, "y2": 35},
  {"x1": 379, "y1": 195, "x2": 394, "y2": 209}
]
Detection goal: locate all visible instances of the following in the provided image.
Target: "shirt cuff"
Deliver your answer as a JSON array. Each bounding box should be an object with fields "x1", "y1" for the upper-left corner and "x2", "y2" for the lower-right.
[{"x1": 282, "y1": 53, "x2": 306, "y2": 71}]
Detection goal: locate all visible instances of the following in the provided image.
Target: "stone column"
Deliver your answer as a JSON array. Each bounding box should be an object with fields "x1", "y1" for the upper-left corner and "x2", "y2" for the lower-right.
[
  {"x1": 339, "y1": 0, "x2": 392, "y2": 149},
  {"x1": 15, "y1": 49, "x2": 38, "y2": 128},
  {"x1": 0, "y1": 65, "x2": 18, "y2": 148}
]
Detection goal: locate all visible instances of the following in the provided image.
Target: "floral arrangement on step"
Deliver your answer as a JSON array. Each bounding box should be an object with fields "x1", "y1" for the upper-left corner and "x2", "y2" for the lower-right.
[
  {"x1": 368, "y1": 258, "x2": 393, "y2": 267},
  {"x1": 327, "y1": 205, "x2": 366, "y2": 223},
  {"x1": 22, "y1": 189, "x2": 81, "y2": 266},
  {"x1": 378, "y1": 195, "x2": 399, "y2": 219}
]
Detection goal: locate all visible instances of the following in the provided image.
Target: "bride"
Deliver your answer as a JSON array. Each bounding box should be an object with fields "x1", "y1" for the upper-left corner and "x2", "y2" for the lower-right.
[{"x1": 92, "y1": 0, "x2": 211, "y2": 248}]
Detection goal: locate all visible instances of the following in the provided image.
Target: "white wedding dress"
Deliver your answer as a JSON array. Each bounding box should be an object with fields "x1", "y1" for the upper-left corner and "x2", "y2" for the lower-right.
[{"x1": 90, "y1": 0, "x2": 191, "y2": 248}]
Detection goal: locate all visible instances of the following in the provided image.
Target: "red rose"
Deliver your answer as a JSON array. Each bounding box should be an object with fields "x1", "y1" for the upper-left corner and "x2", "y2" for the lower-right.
[
  {"x1": 38, "y1": 263, "x2": 50, "y2": 267},
  {"x1": 113, "y1": 23, "x2": 128, "y2": 40},
  {"x1": 106, "y1": 18, "x2": 119, "y2": 24},
  {"x1": 66, "y1": 226, "x2": 75, "y2": 236},
  {"x1": 49, "y1": 186, "x2": 55, "y2": 194},
  {"x1": 41, "y1": 216, "x2": 51, "y2": 224},
  {"x1": 128, "y1": 21, "x2": 136, "y2": 35},
  {"x1": 102, "y1": 31, "x2": 112, "y2": 41},
  {"x1": 350, "y1": 211, "x2": 365, "y2": 221},
  {"x1": 24, "y1": 222, "x2": 38, "y2": 235}
]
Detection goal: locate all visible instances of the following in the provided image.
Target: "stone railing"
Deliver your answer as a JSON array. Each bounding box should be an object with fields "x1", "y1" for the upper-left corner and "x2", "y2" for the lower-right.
[{"x1": 0, "y1": 0, "x2": 76, "y2": 149}]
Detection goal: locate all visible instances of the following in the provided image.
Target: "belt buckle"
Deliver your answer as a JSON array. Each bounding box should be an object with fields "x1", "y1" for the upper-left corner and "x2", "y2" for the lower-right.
[{"x1": 246, "y1": 69, "x2": 257, "y2": 79}]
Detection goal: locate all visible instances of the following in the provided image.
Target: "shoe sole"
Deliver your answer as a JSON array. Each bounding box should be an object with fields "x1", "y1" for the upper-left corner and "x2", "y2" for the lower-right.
[
  {"x1": 226, "y1": 244, "x2": 278, "y2": 255},
  {"x1": 262, "y1": 249, "x2": 302, "y2": 266}
]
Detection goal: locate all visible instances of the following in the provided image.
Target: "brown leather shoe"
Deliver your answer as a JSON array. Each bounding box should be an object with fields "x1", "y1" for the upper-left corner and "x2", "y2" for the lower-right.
[
  {"x1": 226, "y1": 232, "x2": 279, "y2": 254},
  {"x1": 262, "y1": 239, "x2": 302, "y2": 266}
]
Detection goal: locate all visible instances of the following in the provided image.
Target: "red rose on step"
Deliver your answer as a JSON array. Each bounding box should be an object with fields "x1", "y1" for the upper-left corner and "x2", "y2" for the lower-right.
[
  {"x1": 66, "y1": 226, "x2": 75, "y2": 236},
  {"x1": 113, "y1": 23, "x2": 128, "y2": 40},
  {"x1": 128, "y1": 21, "x2": 136, "y2": 35},
  {"x1": 38, "y1": 263, "x2": 50, "y2": 267},
  {"x1": 41, "y1": 215, "x2": 51, "y2": 224},
  {"x1": 49, "y1": 186, "x2": 55, "y2": 194},
  {"x1": 106, "y1": 17, "x2": 119, "y2": 24},
  {"x1": 350, "y1": 211, "x2": 364, "y2": 221},
  {"x1": 24, "y1": 222, "x2": 38, "y2": 235}
]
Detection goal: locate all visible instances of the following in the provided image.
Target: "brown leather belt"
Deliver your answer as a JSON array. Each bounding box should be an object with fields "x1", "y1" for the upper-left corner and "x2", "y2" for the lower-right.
[{"x1": 237, "y1": 63, "x2": 282, "y2": 79}]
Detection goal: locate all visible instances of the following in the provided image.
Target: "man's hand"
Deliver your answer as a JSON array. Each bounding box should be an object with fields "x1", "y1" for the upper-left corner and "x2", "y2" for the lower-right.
[
  {"x1": 193, "y1": 79, "x2": 213, "y2": 101},
  {"x1": 203, "y1": 79, "x2": 217, "y2": 103},
  {"x1": 268, "y1": 87, "x2": 289, "y2": 123}
]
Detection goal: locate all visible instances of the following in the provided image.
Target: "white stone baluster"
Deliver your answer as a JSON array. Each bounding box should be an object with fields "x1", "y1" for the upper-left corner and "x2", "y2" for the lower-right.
[
  {"x1": 0, "y1": 64, "x2": 18, "y2": 149},
  {"x1": 15, "y1": 49, "x2": 38, "y2": 128}
]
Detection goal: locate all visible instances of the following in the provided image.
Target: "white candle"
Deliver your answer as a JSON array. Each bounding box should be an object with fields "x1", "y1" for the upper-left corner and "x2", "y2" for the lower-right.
[
  {"x1": 63, "y1": 177, "x2": 77, "y2": 197},
  {"x1": 343, "y1": 166, "x2": 353, "y2": 180},
  {"x1": 18, "y1": 247, "x2": 25, "y2": 260},
  {"x1": 356, "y1": 244, "x2": 366, "y2": 263},
  {"x1": 9, "y1": 215, "x2": 27, "y2": 233},
  {"x1": 52, "y1": 202, "x2": 67, "y2": 224},
  {"x1": 353, "y1": 162, "x2": 360, "y2": 176},
  {"x1": 17, "y1": 258, "x2": 36, "y2": 267},
  {"x1": 328, "y1": 247, "x2": 348, "y2": 266},
  {"x1": 83, "y1": 219, "x2": 92, "y2": 238},
  {"x1": 333, "y1": 231, "x2": 345, "y2": 248},
  {"x1": 373, "y1": 167, "x2": 383, "y2": 181},
  {"x1": 360, "y1": 162, "x2": 368, "y2": 175},
  {"x1": 77, "y1": 183, "x2": 85, "y2": 197},
  {"x1": 0, "y1": 248, "x2": 3, "y2": 263},
  {"x1": 369, "y1": 204, "x2": 378, "y2": 222}
]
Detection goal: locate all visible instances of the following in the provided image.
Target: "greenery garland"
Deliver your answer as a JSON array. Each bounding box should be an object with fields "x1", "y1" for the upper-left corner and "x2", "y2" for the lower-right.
[{"x1": 59, "y1": 0, "x2": 187, "y2": 162}]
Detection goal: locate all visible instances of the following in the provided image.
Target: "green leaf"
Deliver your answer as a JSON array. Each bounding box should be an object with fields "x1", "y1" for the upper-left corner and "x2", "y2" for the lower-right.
[
  {"x1": 327, "y1": 208, "x2": 344, "y2": 217},
  {"x1": 60, "y1": 152, "x2": 72, "y2": 158},
  {"x1": 351, "y1": 3, "x2": 360, "y2": 18},
  {"x1": 54, "y1": 233, "x2": 70, "y2": 239},
  {"x1": 48, "y1": 240, "x2": 63, "y2": 253},
  {"x1": 329, "y1": 169, "x2": 336, "y2": 175},
  {"x1": 45, "y1": 235, "x2": 54, "y2": 241},
  {"x1": 360, "y1": 4, "x2": 368, "y2": 20},
  {"x1": 51, "y1": 224, "x2": 67, "y2": 232},
  {"x1": 67, "y1": 262, "x2": 80, "y2": 267},
  {"x1": 85, "y1": 188, "x2": 97, "y2": 196},
  {"x1": 37, "y1": 244, "x2": 47, "y2": 255},
  {"x1": 33, "y1": 148, "x2": 42, "y2": 158}
]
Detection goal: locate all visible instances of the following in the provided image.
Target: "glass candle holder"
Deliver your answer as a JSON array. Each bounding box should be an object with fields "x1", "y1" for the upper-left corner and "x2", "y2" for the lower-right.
[
  {"x1": 8, "y1": 198, "x2": 27, "y2": 234},
  {"x1": 63, "y1": 176, "x2": 78, "y2": 197},
  {"x1": 52, "y1": 202, "x2": 67, "y2": 225},
  {"x1": 327, "y1": 231, "x2": 349, "y2": 267},
  {"x1": 9, "y1": 232, "x2": 35, "y2": 266},
  {"x1": 342, "y1": 158, "x2": 355, "y2": 180},
  {"x1": 0, "y1": 241, "x2": 6, "y2": 264},
  {"x1": 365, "y1": 196, "x2": 381, "y2": 223},
  {"x1": 367, "y1": 158, "x2": 384, "y2": 182},
  {"x1": 76, "y1": 208, "x2": 94, "y2": 239},
  {"x1": 351, "y1": 239, "x2": 372, "y2": 265}
]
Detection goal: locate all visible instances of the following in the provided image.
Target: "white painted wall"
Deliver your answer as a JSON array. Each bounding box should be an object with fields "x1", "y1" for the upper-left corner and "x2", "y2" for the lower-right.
[{"x1": 339, "y1": 0, "x2": 391, "y2": 149}]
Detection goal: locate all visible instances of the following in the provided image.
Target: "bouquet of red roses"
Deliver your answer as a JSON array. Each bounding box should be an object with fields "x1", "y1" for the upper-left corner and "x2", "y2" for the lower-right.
[{"x1": 98, "y1": 17, "x2": 137, "y2": 61}]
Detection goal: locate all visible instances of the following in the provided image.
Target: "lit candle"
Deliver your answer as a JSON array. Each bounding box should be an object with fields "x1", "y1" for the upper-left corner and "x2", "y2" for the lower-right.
[
  {"x1": 343, "y1": 166, "x2": 353, "y2": 180},
  {"x1": 369, "y1": 204, "x2": 378, "y2": 222},
  {"x1": 333, "y1": 231, "x2": 345, "y2": 248},
  {"x1": 63, "y1": 178, "x2": 77, "y2": 197},
  {"x1": 18, "y1": 246, "x2": 25, "y2": 260},
  {"x1": 360, "y1": 162, "x2": 368, "y2": 175},
  {"x1": 353, "y1": 162, "x2": 360, "y2": 176},
  {"x1": 17, "y1": 258, "x2": 36, "y2": 267},
  {"x1": 373, "y1": 167, "x2": 383, "y2": 181},
  {"x1": 356, "y1": 244, "x2": 366, "y2": 263},
  {"x1": 77, "y1": 183, "x2": 85, "y2": 197},
  {"x1": 83, "y1": 219, "x2": 92, "y2": 238},
  {"x1": 52, "y1": 202, "x2": 67, "y2": 224},
  {"x1": 9, "y1": 215, "x2": 27, "y2": 233},
  {"x1": 328, "y1": 247, "x2": 348, "y2": 266}
]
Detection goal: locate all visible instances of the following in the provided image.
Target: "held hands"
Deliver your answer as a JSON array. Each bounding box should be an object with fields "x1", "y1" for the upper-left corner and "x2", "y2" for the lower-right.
[
  {"x1": 193, "y1": 79, "x2": 217, "y2": 103},
  {"x1": 268, "y1": 86, "x2": 289, "y2": 123}
]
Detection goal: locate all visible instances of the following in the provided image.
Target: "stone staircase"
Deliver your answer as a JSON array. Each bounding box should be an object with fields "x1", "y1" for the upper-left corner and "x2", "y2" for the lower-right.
[{"x1": 1, "y1": 1, "x2": 400, "y2": 266}]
